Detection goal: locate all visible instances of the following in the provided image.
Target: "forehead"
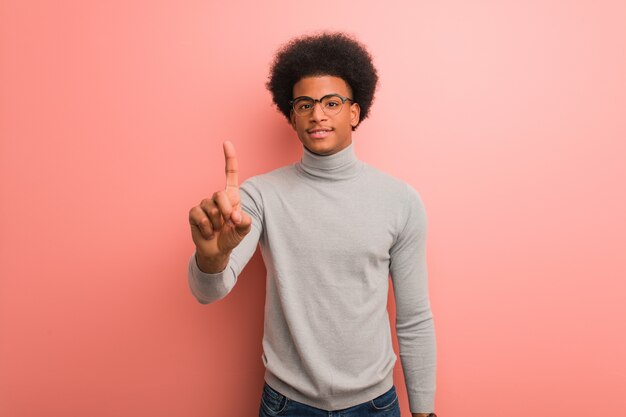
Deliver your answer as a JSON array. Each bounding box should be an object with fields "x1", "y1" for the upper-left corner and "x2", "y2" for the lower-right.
[{"x1": 293, "y1": 75, "x2": 352, "y2": 98}]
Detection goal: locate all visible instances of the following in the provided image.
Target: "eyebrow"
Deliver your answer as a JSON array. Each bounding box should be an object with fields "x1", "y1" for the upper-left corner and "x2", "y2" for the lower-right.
[{"x1": 291, "y1": 93, "x2": 347, "y2": 101}]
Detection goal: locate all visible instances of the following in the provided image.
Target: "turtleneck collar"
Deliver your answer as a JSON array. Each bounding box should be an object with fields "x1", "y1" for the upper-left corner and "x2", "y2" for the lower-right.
[{"x1": 296, "y1": 142, "x2": 363, "y2": 181}]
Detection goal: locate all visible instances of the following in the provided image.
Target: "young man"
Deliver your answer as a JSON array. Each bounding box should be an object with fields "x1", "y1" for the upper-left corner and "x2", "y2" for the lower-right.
[{"x1": 187, "y1": 32, "x2": 437, "y2": 417}]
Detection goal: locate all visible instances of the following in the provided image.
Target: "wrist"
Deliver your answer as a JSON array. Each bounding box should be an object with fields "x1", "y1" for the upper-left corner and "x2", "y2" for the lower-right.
[{"x1": 195, "y1": 251, "x2": 230, "y2": 274}]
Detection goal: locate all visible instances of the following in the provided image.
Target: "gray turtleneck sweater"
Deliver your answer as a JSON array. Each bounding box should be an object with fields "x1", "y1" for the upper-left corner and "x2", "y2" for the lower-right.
[{"x1": 187, "y1": 143, "x2": 436, "y2": 413}]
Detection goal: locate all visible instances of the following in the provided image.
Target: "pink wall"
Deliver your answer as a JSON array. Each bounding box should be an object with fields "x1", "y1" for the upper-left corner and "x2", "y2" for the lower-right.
[{"x1": 1, "y1": 1, "x2": 625, "y2": 416}]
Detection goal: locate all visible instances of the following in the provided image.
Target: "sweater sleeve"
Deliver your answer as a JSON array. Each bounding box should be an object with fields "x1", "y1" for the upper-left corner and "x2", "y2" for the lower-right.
[
  {"x1": 389, "y1": 183, "x2": 436, "y2": 413},
  {"x1": 187, "y1": 179, "x2": 264, "y2": 304}
]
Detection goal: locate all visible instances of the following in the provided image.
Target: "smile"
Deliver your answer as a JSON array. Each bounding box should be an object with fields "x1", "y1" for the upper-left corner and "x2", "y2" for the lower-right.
[{"x1": 308, "y1": 129, "x2": 333, "y2": 139}]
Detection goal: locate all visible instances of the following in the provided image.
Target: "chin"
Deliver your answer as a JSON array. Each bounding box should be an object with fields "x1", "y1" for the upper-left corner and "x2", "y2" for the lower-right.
[{"x1": 304, "y1": 145, "x2": 329, "y2": 156}]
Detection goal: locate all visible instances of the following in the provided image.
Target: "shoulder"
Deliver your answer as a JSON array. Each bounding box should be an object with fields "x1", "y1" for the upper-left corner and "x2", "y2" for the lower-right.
[
  {"x1": 360, "y1": 163, "x2": 427, "y2": 231},
  {"x1": 238, "y1": 164, "x2": 298, "y2": 207},
  {"x1": 361, "y1": 162, "x2": 425, "y2": 204},
  {"x1": 240, "y1": 164, "x2": 296, "y2": 190}
]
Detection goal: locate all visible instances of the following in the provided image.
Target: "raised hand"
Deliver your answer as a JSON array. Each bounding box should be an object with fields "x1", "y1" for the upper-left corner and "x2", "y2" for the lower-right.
[{"x1": 189, "y1": 141, "x2": 252, "y2": 273}]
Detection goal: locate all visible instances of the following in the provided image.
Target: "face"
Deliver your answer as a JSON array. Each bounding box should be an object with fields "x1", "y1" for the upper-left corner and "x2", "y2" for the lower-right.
[{"x1": 289, "y1": 75, "x2": 360, "y2": 156}]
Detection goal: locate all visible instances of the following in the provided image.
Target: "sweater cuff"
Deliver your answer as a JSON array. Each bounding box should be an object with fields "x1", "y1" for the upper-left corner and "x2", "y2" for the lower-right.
[
  {"x1": 187, "y1": 251, "x2": 232, "y2": 303},
  {"x1": 191, "y1": 251, "x2": 228, "y2": 276}
]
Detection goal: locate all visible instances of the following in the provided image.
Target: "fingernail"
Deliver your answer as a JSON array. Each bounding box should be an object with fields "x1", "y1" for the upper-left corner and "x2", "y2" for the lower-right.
[{"x1": 232, "y1": 211, "x2": 241, "y2": 223}]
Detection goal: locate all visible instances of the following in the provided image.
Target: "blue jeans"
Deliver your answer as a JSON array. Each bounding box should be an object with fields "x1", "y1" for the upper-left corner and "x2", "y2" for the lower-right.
[{"x1": 258, "y1": 382, "x2": 401, "y2": 417}]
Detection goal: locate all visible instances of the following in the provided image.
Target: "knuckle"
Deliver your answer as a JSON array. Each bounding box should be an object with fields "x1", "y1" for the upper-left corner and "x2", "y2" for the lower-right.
[
  {"x1": 199, "y1": 201, "x2": 212, "y2": 213},
  {"x1": 189, "y1": 206, "x2": 202, "y2": 221}
]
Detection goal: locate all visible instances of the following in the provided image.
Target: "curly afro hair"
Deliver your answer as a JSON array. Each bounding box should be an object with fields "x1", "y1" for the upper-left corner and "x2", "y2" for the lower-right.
[{"x1": 266, "y1": 31, "x2": 378, "y2": 131}]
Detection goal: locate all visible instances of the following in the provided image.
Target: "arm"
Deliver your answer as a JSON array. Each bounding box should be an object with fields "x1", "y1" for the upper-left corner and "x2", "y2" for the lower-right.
[
  {"x1": 187, "y1": 141, "x2": 263, "y2": 304},
  {"x1": 187, "y1": 189, "x2": 262, "y2": 304},
  {"x1": 389, "y1": 184, "x2": 437, "y2": 415}
]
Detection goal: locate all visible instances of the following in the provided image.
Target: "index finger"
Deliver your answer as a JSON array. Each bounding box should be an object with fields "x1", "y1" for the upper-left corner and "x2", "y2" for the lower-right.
[{"x1": 223, "y1": 140, "x2": 239, "y2": 190}]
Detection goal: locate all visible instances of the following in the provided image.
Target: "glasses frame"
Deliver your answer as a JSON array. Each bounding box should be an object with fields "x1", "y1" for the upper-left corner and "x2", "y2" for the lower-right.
[{"x1": 289, "y1": 93, "x2": 355, "y2": 117}]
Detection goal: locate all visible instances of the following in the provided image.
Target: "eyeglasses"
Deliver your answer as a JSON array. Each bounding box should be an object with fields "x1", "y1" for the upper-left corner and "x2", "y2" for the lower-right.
[{"x1": 289, "y1": 94, "x2": 355, "y2": 117}]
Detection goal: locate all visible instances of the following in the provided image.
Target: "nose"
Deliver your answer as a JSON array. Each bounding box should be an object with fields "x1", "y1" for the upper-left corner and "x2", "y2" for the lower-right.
[{"x1": 309, "y1": 101, "x2": 328, "y2": 122}]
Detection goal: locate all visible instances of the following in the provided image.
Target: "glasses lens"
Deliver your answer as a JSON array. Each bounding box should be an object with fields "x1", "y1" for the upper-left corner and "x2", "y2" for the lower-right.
[
  {"x1": 321, "y1": 95, "x2": 344, "y2": 115},
  {"x1": 293, "y1": 98, "x2": 315, "y2": 115}
]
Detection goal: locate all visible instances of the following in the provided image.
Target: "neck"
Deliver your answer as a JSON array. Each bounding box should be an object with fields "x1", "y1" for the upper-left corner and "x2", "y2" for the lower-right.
[{"x1": 297, "y1": 142, "x2": 362, "y2": 181}]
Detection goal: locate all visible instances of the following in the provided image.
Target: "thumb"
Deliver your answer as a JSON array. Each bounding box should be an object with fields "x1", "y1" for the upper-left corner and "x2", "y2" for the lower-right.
[{"x1": 231, "y1": 209, "x2": 252, "y2": 235}]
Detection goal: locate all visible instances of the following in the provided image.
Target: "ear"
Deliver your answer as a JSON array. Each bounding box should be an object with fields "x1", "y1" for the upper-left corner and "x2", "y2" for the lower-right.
[{"x1": 350, "y1": 103, "x2": 361, "y2": 128}]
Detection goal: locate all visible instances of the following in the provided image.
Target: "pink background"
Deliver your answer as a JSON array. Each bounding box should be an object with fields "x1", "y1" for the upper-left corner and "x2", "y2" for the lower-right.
[{"x1": 1, "y1": 1, "x2": 625, "y2": 416}]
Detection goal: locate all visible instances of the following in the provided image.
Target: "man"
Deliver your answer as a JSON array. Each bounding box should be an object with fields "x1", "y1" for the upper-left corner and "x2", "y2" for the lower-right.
[{"x1": 187, "y1": 32, "x2": 437, "y2": 417}]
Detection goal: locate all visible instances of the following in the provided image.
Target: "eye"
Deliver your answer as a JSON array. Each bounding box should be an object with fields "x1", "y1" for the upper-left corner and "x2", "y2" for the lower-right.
[
  {"x1": 295, "y1": 100, "x2": 313, "y2": 111},
  {"x1": 324, "y1": 97, "x2": 342, "y2": 107}
]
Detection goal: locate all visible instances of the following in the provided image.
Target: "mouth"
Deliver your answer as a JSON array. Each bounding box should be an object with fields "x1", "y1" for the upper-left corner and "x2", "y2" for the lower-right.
[{"x1": 307, "y1": 128, "x2": 333, "y2": 139}]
